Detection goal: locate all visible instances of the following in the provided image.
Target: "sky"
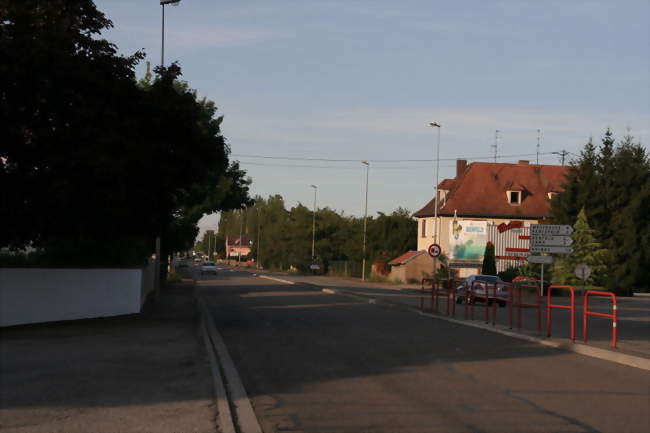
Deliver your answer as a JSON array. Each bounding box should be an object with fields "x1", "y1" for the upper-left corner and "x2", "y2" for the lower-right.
[{"x1": 95, "y1": 0, "x2": 649, "y2": 235}]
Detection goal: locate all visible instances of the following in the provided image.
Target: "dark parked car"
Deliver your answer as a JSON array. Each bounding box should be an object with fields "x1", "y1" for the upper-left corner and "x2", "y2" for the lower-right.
[{"x1": 455, "y1": 275, "x2": 508, "y2": 306}]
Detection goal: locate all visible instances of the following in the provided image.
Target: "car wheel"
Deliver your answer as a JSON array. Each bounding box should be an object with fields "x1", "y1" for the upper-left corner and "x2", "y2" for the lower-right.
[
  {"x1": 456, "y1": 296, "x2": 463, "y2": 304},
  {"x1": 498, "y1": 300, "x2": 506, "y2": 307}
]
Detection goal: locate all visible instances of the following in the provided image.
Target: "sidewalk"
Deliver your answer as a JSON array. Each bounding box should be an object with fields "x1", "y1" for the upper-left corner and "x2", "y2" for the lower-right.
[{"x1": 0, "y1": 281, "x2": 216, "y2": 433}]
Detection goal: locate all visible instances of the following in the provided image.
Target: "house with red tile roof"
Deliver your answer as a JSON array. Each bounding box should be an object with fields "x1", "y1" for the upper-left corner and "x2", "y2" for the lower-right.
[
  {"x1": 413, "y1": 159, "x2": 567, "y2": 277},
  {"x1": 386, "y1": 250, "x2": 432, "y2": 283}
]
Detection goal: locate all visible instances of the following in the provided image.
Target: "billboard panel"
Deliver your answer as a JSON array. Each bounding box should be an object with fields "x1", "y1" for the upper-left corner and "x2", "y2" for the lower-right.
[{"x1": 449, "y1": 219, "x2": 487, "y2": 260}]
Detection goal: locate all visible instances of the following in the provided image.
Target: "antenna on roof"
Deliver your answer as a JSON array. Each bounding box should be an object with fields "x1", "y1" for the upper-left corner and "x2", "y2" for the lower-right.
[
  {"x1": 536, "y1": 129, "x2": 541, "y2": 165},
  {"x1": 492, "y1": 130, "x2": 499, "y2": 162}
]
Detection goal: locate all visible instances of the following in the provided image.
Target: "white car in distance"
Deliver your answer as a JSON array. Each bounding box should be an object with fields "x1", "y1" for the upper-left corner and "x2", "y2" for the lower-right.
[{"x1": 200, "y1": 261, "x2": 218, "y2": 275}]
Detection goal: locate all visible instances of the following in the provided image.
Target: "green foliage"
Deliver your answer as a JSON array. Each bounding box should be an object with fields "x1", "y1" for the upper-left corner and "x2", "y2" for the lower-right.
[
  {"x1": 553, "y1": 208, "x2": 607, "y2": 286},
  {"x1": 498, "y1": 266, "x2": 519, "y2": 282},
  {"x1": 218, "y1": 195, "x2": 416, "y2": 274},
  {"x1": 481, "y1": 242, "x2": 497, "y2": 275},
  {"x1": 0, "y1": 1, "x2": 250, "y2": 266},
  {"x1": 550, "y1": 130, "x2": 650, "y2": 293}
]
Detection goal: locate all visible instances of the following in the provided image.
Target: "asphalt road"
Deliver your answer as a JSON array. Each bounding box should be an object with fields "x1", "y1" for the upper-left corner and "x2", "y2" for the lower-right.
[{"x1": 199, "y1": 268, "x2": 650, "y2": 433}]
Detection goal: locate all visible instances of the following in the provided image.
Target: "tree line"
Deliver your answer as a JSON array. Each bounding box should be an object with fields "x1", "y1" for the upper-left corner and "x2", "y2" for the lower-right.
[
  {"x1": 550, "y1": 129, "x2": 649, "y2": 294},
  {"x1": 0, "y1": 1, "x2": 251, "y2": 267},
  {"x1": 196, "y1": 195, "x2": 417, "y2": 275}
]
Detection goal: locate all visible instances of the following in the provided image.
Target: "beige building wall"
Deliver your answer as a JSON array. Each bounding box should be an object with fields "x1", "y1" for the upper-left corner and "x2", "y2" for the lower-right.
[
  {"x1": 389, "y1": 253, "x2": 436, "y2": 283},
  {"x1": 416, "y1": 216, "x2": 541, "y2": 278}
]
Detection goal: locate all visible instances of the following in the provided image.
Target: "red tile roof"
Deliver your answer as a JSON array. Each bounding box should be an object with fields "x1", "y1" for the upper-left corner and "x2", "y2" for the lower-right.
[
  {"x1": 388, "y1": 250, "x2": 426, "y2": 265},
  {"x1": 413, "y1": 161, "x2": 568, "y2": 219},
  {"x1": 226, "y1": 235, "x2": 252, "y2": 246}
]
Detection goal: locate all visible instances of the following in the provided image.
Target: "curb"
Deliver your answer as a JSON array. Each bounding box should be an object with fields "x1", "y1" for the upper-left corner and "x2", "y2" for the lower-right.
[
  {"x1": 197, "y1": 292, "x2": 263, "y2": 433},
  {"x1": 322, "y1": 287, "x2": 650, "y2": 371}
]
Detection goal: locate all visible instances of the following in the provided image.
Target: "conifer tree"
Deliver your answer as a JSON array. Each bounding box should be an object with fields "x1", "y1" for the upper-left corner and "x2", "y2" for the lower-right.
[
  {"x1": 553, "y1": 208, "x2": 607, "y2": 286},
  {"x1": 481, "y1": 242, "x2": 497, "y2": 276}
]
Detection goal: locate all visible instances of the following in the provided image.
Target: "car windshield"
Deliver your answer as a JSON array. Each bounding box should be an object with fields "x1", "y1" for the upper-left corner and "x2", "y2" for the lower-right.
[{"x1": 475, "y1": 275, "x2": 500, "y2": 283}]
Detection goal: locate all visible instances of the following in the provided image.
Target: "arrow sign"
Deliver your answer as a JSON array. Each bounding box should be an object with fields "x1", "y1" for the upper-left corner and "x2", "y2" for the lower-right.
[
  {"x1": 531, "y1": 235, "x2": 574, "y2": 246},
  {"x1": 530, "y1": 224, "x2": 574, "y2": 236},
  {"x1": 527, "y1": 255, "x2": 553, "y2": 264},
  {"x1": 530, "y1": 245, "x2": 574, "y2": 254}
]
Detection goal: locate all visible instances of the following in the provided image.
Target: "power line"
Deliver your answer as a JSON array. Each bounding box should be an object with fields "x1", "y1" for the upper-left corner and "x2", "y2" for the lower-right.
[{"x1": 231, "y1": 151, "x2": 558, "y2": 164}]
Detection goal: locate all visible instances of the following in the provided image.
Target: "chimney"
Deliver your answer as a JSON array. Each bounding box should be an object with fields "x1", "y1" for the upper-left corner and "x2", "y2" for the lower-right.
[
  {"x1": 518, "y1": 160, "x2": 530, "y2": 165},
  {"x1": 456, "y1": 159, "x2": 468, "y2": 178}
]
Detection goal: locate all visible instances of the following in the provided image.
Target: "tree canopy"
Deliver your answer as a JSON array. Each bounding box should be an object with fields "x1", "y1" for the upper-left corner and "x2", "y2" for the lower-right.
[
  {"x1": 550, "y1": 130, "x2": 649, "y2": 293},
  {"x1": 0, "y1": 1, "x2": 250, "y2": 266},
  {"x1": 211, "y1": 195, "x2": 417, "y2": 275}
]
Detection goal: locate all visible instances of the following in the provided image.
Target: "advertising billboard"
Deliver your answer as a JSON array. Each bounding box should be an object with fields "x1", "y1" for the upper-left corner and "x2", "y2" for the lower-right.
[{"x1": 449, "y1": 219, "x2": 487, "y2": 260}]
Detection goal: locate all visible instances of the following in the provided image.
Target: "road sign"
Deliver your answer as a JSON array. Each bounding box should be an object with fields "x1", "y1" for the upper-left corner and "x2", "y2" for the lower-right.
[
  {"x1": 428, "y1": 243, "x2": 441, "y2": 258},
  {"x1": 530, "y1": 235, "x2": 574, "y2": 246},
  {"x1": 575, "y1": 263, "x2": 592, "y2": 280},
  {"x1": 530, "y1": 245, "x2": 574, "y2": 254},
  {"x1": 530, "y1": 224, "x2": 574, "y2": 236},
  {"x1": 527, "y1": 255, "x2": 553, "y2": 264}
]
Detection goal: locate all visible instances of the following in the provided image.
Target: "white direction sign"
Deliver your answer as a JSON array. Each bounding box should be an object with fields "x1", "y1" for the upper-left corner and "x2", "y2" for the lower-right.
[
  {"x1": 531, "y1": 235, "x2": 574, "y2": 246},
  {"x1": 527, "y1": 255, "x2": 553, "y2": 264},
  {"x1": 530, "y1": 224, "x2": 574, "y2": 236},
  {"x1": 530, "y1": 245, "x2": 574, "y2": 254}
]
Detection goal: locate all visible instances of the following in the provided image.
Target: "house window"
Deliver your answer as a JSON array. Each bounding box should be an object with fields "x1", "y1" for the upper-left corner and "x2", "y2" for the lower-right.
[
  {"x1": 421, "y1": 219, "x2": 427, "y2": 237},
  {"x1": 508, "y1": 191, "x2": 521, "y2": 205}
]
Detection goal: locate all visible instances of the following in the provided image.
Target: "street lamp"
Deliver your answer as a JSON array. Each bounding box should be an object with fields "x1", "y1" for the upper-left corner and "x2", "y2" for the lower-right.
[
  {"x1": 310, "y1": 185, "x2": 318, "y2": 264},
  {"x1": 160, "y1": 0, "x2": 181, "y2": 69},
  {"x1": 361, "y1": 161, "x2": 370, "y2": 281},
  {"x1": 238, "y1": 207, "x2": 245, "y2": 264},
  {"x1": 428, "y1": 122, "x2": 441, "y2": 244}
]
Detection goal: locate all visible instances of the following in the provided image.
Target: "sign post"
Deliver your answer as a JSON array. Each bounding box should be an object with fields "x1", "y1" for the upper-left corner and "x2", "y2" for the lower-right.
[
  {"x1": 530, "y1": 224, "x2": 574, "y2": 296},
  {"x1": 428, "y1": 243, "x2": 441, "y2": 282},
  {"x1": 575, "y1": 263, "x2": 591, "y2": 292}
]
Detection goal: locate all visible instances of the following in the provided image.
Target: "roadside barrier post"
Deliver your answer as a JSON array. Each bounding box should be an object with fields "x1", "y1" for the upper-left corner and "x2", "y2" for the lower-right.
[
  {"x1": 546, "y1": 285, "x2": 575, "y2": 342},
  {"x1": 583, "y1": 290, "x2": 617, "y2": 348}
]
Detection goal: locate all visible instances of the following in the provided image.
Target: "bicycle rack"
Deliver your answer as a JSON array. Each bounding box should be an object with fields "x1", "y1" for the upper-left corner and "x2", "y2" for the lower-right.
[
  {"x1": 546, "y1": 285, "x2": 575, "y2": 342},
  {"x1": 583, "y1": 290, "x2": 617, "y2": 348}
]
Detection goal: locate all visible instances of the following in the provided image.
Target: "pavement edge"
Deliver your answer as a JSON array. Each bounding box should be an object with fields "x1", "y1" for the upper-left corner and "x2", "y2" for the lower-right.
[{"x1": 197, "y1": 290, "x2": 263, "y2": 433}]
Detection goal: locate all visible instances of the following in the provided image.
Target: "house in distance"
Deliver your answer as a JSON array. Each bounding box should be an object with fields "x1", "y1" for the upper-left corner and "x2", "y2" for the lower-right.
[{"x1": 413, "y1": 159, "x2": 567, "y2": 278}]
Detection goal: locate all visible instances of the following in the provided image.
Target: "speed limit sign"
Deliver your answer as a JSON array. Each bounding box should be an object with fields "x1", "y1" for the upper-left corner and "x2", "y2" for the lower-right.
[{"x1": 428, "y1": 243, "x2": 441, "y2": 258}]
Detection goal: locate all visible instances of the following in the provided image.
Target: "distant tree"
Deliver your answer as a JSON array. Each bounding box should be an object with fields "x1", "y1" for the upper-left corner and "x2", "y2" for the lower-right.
[
  {"x1": 481, "y1": 242, "x2": 497, "y2": 275},
  {"x1": 553, "y1": 208, "x2": 608, "y2": 287}
]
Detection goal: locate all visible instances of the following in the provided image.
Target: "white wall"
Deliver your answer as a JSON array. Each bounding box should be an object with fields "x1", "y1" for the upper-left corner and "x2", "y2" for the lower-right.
[{"x1": 0, "y1": 267, "x2": 150, "y2": 327}]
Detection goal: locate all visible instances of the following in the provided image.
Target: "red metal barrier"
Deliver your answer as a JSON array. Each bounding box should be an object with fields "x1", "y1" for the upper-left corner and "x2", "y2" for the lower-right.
[
  {"x1": 546, "y1": 285, "x2": 575, "y2": 341},
  {"x1": 420, "y1": 278, "x2": 433, "y2": 311},
  {"x1": 583, "y1": 290, "x2": 617, "y2": 348},
  {"x1": 512, "y1": 283, "x2": 543, "y2": 333}
]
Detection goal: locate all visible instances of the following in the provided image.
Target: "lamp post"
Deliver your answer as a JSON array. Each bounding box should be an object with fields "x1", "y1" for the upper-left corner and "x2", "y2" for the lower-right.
[
  {"x1": 428, "y1": 122, "x2": 441, "y2": 244},
  {"x1": 256, "y1": 207, "x2": 261, "y2": 269},
  {"x1": 429, "y1": 122, "x2": 441, "y2": 280},
  {"x1": 238, "y1": 207, "x2": 245, "y2": 264},
  {"x1": 160, "y1": 0, "x2": 181, "y2": 69},
  {"x1": 361, "y1": 161, "x2": 370, "y2": 281},
  {"x1": 310, "y1": 185, "x2": 318, "y2": 264}
]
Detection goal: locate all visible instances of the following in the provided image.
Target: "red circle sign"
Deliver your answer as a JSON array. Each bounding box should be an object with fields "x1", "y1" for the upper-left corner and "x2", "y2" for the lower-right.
[{"x1": 428, "y1": 243, "x2": 441, "y2": 258}]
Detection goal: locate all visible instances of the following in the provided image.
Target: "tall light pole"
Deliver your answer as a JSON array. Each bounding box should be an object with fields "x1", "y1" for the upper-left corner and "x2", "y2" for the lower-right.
[
  {"x1": 429, "y1": 122, "x2": 441, "y2": 244},
  {"x1": 238, "y1": 207, "x2": 245, "y2": 264},
  {"x1": 160, "y1": 1, "x2": 180, "y2": 69},
  {"x1": 256, "y1": 207, "x2": 262, "y2": 269},
  {"x1": 310, "y1": 185, "x2": 318, "y2": 264},
  {"x1": 361, "y1": 161, "x2": 370, "y2": 281}
]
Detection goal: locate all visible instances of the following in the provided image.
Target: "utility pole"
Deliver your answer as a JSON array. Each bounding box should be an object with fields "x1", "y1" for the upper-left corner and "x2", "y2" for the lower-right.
[
  {"x1": 310, "y1": 185, "x2": 318, "y2": 265},
  {"x1": 429, "y1": 122, "x2": 441, "y2": 280},
  {"x1": 552, "y1": 150, "x2": 569, "y2": 166},
  {"x1": 361, "y1": 161, "x2": 370, "y2": 281},
  {"x1": 492, "y1": 130, "x2": 500, "y2": 162},
  {"x1": 256, "y1": 208, "x2": 261, "y2": 269},
  {"x1": 238, "y1": 208, "x2": 244, "y2": 264},
  {"x1": 536, "y1": 129, "x2": 541, "y2": 165}
]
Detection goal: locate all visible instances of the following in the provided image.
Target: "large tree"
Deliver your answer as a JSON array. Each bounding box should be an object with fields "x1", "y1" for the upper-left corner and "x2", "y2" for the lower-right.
[
  {"x1": 0, "y1": 1, "x2": 250, "y2": 266},
  {"x1": 550, "y1": 130, "x2": 649, "y2": 293}
]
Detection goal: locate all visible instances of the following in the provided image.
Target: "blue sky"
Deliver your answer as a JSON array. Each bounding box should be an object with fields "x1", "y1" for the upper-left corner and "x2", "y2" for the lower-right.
[{"x1": 96, "y1": 0, "x2": 649, "y2": 234}]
